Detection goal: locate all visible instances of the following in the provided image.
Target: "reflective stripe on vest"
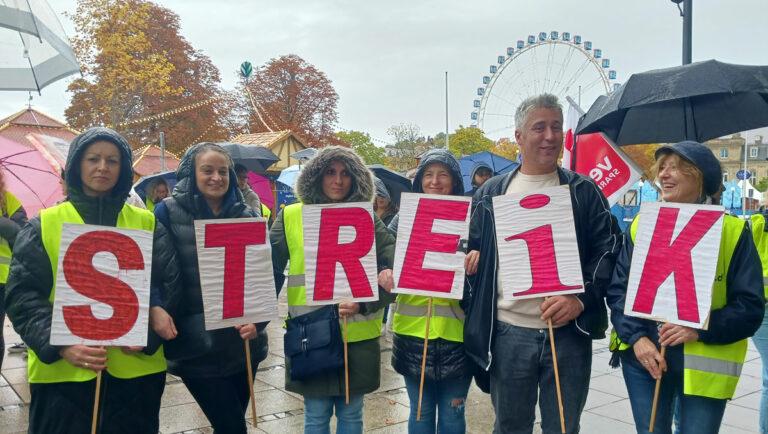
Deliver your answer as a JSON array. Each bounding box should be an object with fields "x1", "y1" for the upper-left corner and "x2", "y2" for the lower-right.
[
  {"x1": 282, "y1": 203, "x2": 383, "y2": 343},
  {"x1": 28, "y1": 201, "x2": 166, "y2": 384},
  {"x1": 749, "y1": 214, "x2": 768, "y2": 298},
  {"x1": 392, "y1": 294, "x2": 465, "y2": 342},
  {"x1": 0, "y1": 192, "x2": 23, "y2": 284},
  {"x1": 628, "y1": 214, "x2": 748, "y2": 399}
]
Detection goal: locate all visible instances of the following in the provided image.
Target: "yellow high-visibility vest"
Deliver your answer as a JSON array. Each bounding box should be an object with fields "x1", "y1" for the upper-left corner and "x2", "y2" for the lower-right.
[
  {"x1": 282, "y1": 203, "x2": 383, "y2": 343},
  {"x1": 28, "y1": 201, "x2": 166, "y2": 383},
  {"x1": 616, "y1": 214, "x2": 749, "y2": 399},
  {"x1": 393, "y1": 294, "x2": 464, "y2": 342},
  {"x1": 0, "y1": 192, "x2": 23, "y2": 284},
  {"x1": 749, "y1": 213, "x2": 768, "y2": 298}
]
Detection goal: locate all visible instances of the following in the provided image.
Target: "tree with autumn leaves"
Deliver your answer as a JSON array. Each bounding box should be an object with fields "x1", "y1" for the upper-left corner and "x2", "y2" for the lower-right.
[
  {"x1": 239, "y1": 54, "x2": 340, "y2": 148},
  {"x1": 65, "y1": 0, "x2": 235, "y2": 154}
]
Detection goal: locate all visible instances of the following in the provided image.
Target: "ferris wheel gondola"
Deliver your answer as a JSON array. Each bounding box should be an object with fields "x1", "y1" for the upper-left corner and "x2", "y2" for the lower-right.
[{"x1": 470, "y1": 31, "x2": 620, "y2": 140}]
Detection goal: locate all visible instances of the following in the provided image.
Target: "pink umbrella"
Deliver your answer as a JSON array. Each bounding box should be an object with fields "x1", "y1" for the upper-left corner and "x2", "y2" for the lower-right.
[
  {"x1": 0, "y1": 136, "x2": 64, "y2": 216},
  {"x1": 247, "y1": 172, "x2": 274, "y2": 208}
]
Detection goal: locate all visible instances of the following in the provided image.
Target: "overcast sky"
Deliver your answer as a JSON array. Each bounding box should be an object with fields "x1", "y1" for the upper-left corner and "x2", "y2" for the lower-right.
[{"x1": 2, "y1": 0, "x2": 768, "y2": 144}]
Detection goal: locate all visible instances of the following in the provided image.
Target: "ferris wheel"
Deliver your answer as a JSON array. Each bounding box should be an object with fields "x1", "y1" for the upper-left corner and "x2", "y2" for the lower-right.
[{"x1": 471, "y1": 31, "x2": 619, "y2": 140}]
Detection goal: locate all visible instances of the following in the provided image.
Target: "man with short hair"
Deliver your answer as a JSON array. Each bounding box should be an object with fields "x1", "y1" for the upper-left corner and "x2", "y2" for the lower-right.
[{"x1": 464, "y1": 94, "x2": 620, "y2": 434}]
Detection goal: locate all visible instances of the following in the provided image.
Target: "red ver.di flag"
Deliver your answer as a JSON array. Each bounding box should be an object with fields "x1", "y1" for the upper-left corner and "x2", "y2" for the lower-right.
[
  {"x1": 493, "y1": 185, "x2": 584, "y2": 300},
  {"x1": 303, "y1": 202, "x2": 379, "y2": 305},
  {"x1": 625, "y1": 203, "x2": 723, "y2": 329},
  {"x1": 195, "y1": 218, "x2": 278, "y2": 330},
  {"x1": 392, "y1": 193, "x2": 471, "y2": 299},
  {"x1": 50, "y1": 224, "x2": 153, "y2": 346}
]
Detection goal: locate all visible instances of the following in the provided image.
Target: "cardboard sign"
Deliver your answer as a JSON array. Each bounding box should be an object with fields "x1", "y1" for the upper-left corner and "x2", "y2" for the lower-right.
[
  {"x1": 194, "y1": 218, "x2": 278, "y2": 330},
  {"x1": 625, "y1": 203, "x2": 724, "y2": 329},
  {"x1": 50, "y1": 224, "x2": 153, "y2": 346},
  {"x1": 392, "y1": 193, "x2": 471, "y2": 299},
  {"x1": 303, "y1": 202, "x2": 378, "y2": 305},
  {"x1": 493, "y1": 185, "x2": 584, "y2": 300}
]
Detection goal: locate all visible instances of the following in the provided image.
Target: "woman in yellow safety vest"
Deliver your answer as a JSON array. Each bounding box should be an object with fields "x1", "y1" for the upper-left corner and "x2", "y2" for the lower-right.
[
  {"x1": 382, "y1": 149, "x2": 474, "y2": 433},
  {"x1": 270, "y1": 146, "x2": 395, "y2": 433},
  {"x1": 749, "y1": 211, "x2": 768, "y2": 434},
  {"x1": 607, "y1": 141, "x2": 765, "y2": 434},
  {"x1": 4, "y1": 127, "x2": 181, "y2": 434},
  {"x1": 0, "y1": 169, "x2": 27, "y2": 370},
  {"x1": 144, "y1": 177, "x2": 170, "y2": 212}
]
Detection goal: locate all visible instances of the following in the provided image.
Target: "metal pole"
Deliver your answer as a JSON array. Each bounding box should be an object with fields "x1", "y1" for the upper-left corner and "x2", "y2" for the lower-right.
[
  {"x1": 445, "y1": 71, "x2": 449, "y2": 148},
  {"x1": 160, "y1": 131, "x2": 166, "y2": 172},
  {"x1": 682, "y1": 0, "x2": 692, "y2": 64}
]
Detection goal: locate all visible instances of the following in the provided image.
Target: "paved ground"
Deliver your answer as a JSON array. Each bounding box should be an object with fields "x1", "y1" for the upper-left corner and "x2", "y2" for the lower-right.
[{"x1": 1, "y1": 296, "x2": 764, "y2": 433}]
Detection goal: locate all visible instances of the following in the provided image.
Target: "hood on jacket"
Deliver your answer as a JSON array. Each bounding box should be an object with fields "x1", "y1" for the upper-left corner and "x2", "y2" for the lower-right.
[
  {"x1": 172, "y1": 142, "x2": 242, "y2": 213},
  {"x1": 469, "y1": 161, "x2": 493, "y2": 187},
  {"x1": 373, "y1": 177, "x2": 391, "y2": 201},
  {"x1": 412, "y1": 148, "x2": 464, "y2": 196},
  {"x1": 295, "y1": 146, "x2": 373, "y2": 204},
  {"x1": 64, "y1": 127, "x2": 134, "y2": 201}
]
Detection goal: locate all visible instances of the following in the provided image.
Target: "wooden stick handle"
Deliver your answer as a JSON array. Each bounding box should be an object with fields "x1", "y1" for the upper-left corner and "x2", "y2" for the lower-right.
[
  {"x1": 416, "y1": 298, "x2": 433, "y2": 421},
  {"x1": 548, "y1": 319, "x2": 566, "y2": 434},
  {"x1": 343, "y1": 315, "x2": 350, "y2": 405},
  {"x1": 245, "y1": 339, "x2": 258, "y2": 428},
  {"x1": 91, "y1": 371, "x2": 102, "y2": 434},
  {"x1": 649, "y1": 345, "x2": 667, "y2": 433}
]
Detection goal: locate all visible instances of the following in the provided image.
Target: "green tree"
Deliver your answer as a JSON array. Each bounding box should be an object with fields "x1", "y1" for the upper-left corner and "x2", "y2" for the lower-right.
[
  {"x1": 336, "y1": 130, "x2": 386, "y2": 165},
  {"x1": 756, "y1": 177, "x2": 768, "y2": 192},
  {"x1": 386, "y1": 123, "x2": 429, "y2": 172},
  {"x1": 448, "y1": 126, "x2": 494, "y2": 157}
]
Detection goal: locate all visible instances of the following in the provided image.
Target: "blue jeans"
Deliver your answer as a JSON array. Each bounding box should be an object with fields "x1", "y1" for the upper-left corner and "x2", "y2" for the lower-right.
[
  {"x1": 490, "y1": 321, "x2": 592, "y2": 434},
  {"x1": 303, "y1": 394, "x2": 364, "y2": 434},
  {"x1": 753, "y1": 309, "x2": 768, "y2": 434},
  {"x1": 403, "y1": 375, "x2": 471, "y2": 434},
  {"x1": 621, "y1": 345, "x2": 727, "y2": 434}
]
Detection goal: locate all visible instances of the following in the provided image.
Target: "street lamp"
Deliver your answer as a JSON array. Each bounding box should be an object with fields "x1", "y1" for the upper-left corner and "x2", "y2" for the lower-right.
[
  {"x1": 637, "y1": 180, "x2": 645, "y2": 208},
  {"x1": 729, "y1": 187, "x2": 736, "y2": 214}
]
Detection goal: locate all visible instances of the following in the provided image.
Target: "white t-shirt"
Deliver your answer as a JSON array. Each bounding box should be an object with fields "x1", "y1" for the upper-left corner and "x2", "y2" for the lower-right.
[{"x1": 496, "y1": 170, "x2": 562, "y2": 329}]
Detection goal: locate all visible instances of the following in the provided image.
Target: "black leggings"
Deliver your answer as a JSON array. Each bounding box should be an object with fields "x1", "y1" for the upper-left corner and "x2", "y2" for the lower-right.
[
  {"x1": 181, "y1": 366, "x2": 258, "y2": 434},
  {"x1": 28, "y1": 371, "x2": 165, "y2": 434}
]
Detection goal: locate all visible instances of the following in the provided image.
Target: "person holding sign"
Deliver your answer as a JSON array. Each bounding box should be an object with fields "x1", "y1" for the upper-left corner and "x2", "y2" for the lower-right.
[
  {"x1": 463, "y1": 94, "x2": 620, "y2": 433},
  {"x1": 270, "y1": 146, "x2": 395, "y2": 433},
  {"x1": 0, "y1": 174, "x2": 28, "y2": 370},
  {"x1": 607, "y1": 141, "x2": 765, "y2": 434},
  {"x1": 384, "y1": 149, "x2": 474, "y2": 433},
  {"x1": 153, "y1": 143, "x2": 269, "y2": 434},
  {"x1": 4, "y1": 127, "x2": 181, "y2": 434}
]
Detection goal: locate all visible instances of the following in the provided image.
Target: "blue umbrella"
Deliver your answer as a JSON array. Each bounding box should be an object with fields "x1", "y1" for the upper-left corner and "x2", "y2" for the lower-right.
[
  {"x1": 459, "y1": 151, "x2": 518, "y2": 193},
  {"x1": 132, "y1": 170, "x2": 177, "y2": 201}
]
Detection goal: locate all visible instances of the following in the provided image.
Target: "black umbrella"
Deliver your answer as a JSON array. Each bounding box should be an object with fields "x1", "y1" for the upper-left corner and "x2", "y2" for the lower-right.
[
  {"x1": 368, "y1": 164, "x2": 412, "y2": 206},
  {"x1": 219, "y1": 142, "x2": 280, "y2": 173},
  {"x1": 132, "y1": 170, "x2": 177, "y2": 201},
  {"x1": 576, "y1": 60, "x2": 768, "y2": 145}
]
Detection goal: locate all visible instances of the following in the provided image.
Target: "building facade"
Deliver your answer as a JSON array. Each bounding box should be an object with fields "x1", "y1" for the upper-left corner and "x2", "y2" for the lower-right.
[{"x1": 705, "y1": 133, "x2": 768, "y2": 184}]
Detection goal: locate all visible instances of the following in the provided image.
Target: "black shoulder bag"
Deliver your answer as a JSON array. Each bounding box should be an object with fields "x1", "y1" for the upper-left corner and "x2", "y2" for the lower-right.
[{"x1": 283, "y1": 305, "x2": 344, "y2": 381}]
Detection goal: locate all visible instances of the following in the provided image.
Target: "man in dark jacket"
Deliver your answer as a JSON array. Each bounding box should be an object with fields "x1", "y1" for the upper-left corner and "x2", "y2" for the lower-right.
[{"x1": 464, "y1": 94, "x2": 620, "y2": 434}]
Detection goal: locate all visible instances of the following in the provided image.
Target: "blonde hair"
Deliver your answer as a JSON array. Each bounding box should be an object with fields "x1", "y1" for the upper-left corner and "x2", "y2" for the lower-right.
[{"x1": 651, "y1": 153, "x2": 704, "y2": 199}]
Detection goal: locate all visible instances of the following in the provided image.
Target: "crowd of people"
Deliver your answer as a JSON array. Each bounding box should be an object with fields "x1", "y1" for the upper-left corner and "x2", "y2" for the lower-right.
[{"x1": 0, "y1": 93, "x2": 766, "y2": 434}]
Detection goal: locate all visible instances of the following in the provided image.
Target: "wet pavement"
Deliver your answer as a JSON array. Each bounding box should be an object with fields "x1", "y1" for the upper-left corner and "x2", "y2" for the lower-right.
[{"x1": 1, "y1": 295, "x2": 763, "y2": 433}]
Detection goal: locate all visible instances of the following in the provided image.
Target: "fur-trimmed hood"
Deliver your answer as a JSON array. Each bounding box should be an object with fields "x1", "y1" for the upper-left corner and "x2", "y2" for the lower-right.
[{"x1": 295, "y1": 146, "x2": 373, "y2": 204}]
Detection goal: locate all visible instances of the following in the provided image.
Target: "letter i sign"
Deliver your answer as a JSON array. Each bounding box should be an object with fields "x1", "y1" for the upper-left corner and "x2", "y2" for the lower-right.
[{"x1": 493, "y1": 185, "x2": 585, "y2": 300}]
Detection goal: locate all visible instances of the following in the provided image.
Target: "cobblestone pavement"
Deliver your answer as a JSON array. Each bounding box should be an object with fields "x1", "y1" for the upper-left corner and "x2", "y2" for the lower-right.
[{"x1": 1, "y1": 296, "x2": 763, "y2": 433}]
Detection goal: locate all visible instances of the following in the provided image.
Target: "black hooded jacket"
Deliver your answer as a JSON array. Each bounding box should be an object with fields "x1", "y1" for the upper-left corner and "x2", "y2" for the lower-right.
[
  {"x1": 153, "y1": 143, "x2": 268, "y2": 378},
  {"x1": 4, "y1": 127, "x2": 181, "y2": 364},
  {"x1": 464, "y1": 166, "x2": 621, "y2": 375},
  {"x1": 388, "y1": 149, "x2": 472, "y2": 382},
  {"x1": 465, "y1": 161, "x2": 493, "y2": 197}
]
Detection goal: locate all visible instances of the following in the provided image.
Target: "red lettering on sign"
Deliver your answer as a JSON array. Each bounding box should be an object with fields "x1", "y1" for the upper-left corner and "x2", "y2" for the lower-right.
[
  {"x1": 62, "y1": 231, "x2": 143, "y2": 340},
  {"x1": 632, "y1": 207, "x2": 722, "y2": 323},
  {"x1": 314, "y1": 207, "x2": 375, "y2": 301},
  {"x1": 205, "y1": 222, "x2": 267, "y2": 319},
  {"x1": 398, "y1": 198, "x2": 469, "y2": 293}
]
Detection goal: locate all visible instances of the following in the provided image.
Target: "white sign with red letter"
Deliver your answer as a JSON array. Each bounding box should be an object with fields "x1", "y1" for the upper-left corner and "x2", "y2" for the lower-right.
[
  {"x1": 50, "y1": 224, "x2": 153, "y2": 346},
  {"x1": 392, "y1": 193, "x2": 471, "y2": 299},
  {"x1": 303, "y1": 202, "x2": 379, "y2": 305},
  {"x1": 195, "y1": 218, "x2": 278, "y2": 330},
  {"x1": 625, "y1": 203, "x2": 723, "y2": 329},
  {"x1": 493, "y1": 185, "x2": 584, "y2": 300}
]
